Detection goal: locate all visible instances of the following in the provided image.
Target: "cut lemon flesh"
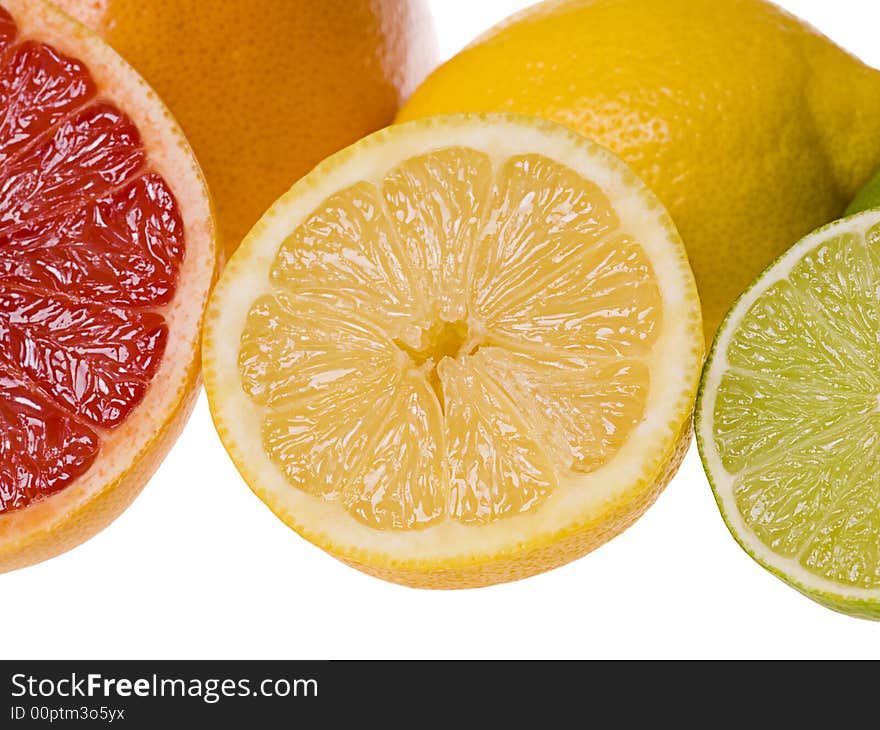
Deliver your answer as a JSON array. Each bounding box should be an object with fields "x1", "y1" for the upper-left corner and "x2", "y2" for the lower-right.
[
  {"x1": 698, "y1": 209, "x2": 880, "y2": 618},
  {"x1": 204, "y1": 114, "x2": 702, "y2": 587}
]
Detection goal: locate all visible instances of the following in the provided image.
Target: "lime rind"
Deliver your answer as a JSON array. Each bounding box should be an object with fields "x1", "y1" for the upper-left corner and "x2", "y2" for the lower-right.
[
  {"x1": 696, "y1": 208, "x2": 880, "y2": 620},
  {"x1": 845, "y1": 168, "x2": 880, "y2": 217}
]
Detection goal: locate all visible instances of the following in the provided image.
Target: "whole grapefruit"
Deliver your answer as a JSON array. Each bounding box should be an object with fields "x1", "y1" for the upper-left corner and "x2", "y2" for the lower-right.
[{"x1": 57, "y1": 0, "x2": 438, "y2": 255}]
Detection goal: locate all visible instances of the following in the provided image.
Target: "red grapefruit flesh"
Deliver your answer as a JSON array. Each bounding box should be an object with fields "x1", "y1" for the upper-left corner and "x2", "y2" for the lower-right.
[{"x1": 0, "y1": 0, "x2": 217, "y2": 569}]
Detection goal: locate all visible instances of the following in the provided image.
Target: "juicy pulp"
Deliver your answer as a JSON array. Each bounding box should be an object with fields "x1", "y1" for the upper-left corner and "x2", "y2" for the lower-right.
[
  {"x1": 0, "y1": 6, "x2": 183, "y2": 512},
  {"x1": 238, "y1": 147, "x2": 662, "y2": 531},
  {"x1": 698, "y1": 209, "x2": 880, "y2": 615}
]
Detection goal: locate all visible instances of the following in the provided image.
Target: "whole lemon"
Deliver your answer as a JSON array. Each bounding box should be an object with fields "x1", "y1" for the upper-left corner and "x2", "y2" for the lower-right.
[
  {"x1": 397, "y1": 0, "x2": 880, "y2": 337},
  {"x1": 56, "y1": 0, "x2": 437, "y2": 256}
]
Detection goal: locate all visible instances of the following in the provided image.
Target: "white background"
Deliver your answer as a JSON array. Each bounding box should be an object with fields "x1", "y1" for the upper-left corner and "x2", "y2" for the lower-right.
[{"x1": 8, "y1": 0, "x2": 880, "y2": 660}]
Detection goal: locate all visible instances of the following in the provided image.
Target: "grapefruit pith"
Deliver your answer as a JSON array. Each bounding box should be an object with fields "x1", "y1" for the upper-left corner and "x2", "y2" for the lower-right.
[{"x1": 0, "y1": 0, "x2": 218, "y2": 571}]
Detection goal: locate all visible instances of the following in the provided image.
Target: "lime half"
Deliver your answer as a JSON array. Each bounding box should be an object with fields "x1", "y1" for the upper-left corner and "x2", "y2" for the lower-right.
[{"x1": 697, "y1": 209, "x2": 880, "y2": 619}]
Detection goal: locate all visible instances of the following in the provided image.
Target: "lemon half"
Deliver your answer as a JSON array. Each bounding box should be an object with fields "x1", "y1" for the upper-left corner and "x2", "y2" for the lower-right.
[{"x1": 203, "y1": 114, "x2": 703, "y2": 588}]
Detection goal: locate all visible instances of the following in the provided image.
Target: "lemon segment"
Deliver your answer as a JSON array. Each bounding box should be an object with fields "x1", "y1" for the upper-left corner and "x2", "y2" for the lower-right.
[
  {"x1": 478, "y1": 348, "x2": 649, "y2": 474},
  {"x1": 384, "y1": 147, "x2": 493, "y2": 324},
  {"x1": 440, "y1": 354, "x2": 556, "y2": 524},
  {"x1": 204, "y1": 114, "x2": 703, "y2": 587}
]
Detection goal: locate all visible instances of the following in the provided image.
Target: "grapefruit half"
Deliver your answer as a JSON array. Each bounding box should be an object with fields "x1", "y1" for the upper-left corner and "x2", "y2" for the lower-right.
[{"x1": 0, "y1": 0, "x2": 218, "y2": 571}]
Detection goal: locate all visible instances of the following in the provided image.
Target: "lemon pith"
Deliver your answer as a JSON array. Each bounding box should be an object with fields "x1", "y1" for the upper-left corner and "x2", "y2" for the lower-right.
[
  {"x1": 697, "y1": 210, "x2": 880, "y2": 619},
  {"x1": 203, "y1": 114, "x2": 703, "y2": 588}
]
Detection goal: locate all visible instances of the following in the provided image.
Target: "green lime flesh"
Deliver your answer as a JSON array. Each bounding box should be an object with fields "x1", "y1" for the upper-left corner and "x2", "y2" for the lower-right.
[{"x1": 696, "y1": 209, "x2": 880, "y2": 620}]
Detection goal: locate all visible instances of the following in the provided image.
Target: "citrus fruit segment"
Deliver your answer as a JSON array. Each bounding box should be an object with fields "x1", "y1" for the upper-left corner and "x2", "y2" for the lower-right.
[
  {"x1": 204, "y1": 114, "x2": 703, "y2": 588},
  {"x1": 0, "y1": 0, "x2": 217, "y2": 571},
  {"x1": 697, "y1": 209, "x2": 880, "y2": 619}
]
